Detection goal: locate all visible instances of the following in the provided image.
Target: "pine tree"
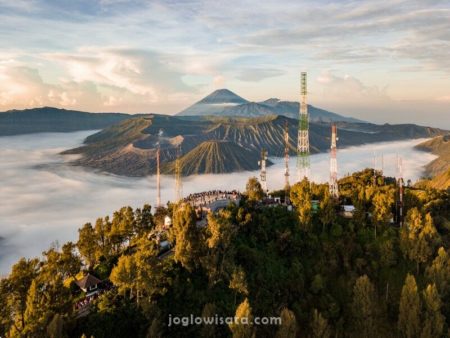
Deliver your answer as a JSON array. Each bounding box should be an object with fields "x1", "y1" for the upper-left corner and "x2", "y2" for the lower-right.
[
  {"x1": 319, "y1": 193, "x2": 337, "y2": 232},
  {"x1": 400, "y1": 209, "x2": 439, "y2": 274},
  {"x1": 5, "y1": 258, "x2": 39, "y2": 335},
  {"x1": 77, "y1": 223, "x2": 98, "y2": 268},
  {"x1": 275, "y1": 308, "x2": 297, "y2": 338},
  {"x1": 290, "y1": 178, "x2": 312, "y2": 230},
  {"x1": 398, "y1": 274, "x2": 421, "y2": 338},
  {"x1": 310, "y1": 309, "x2": 330, "y2": 338},
  {"x1": 420, "y1": 284, "x2": 444, "y2": 338},
  {"x1": 200, "y1": 303, "x2": 217, "y2": 338},
  {"x1": 371, "y1": 188, "x2": 394, "y2": 237},
  {"x1": 59, "y1": 242, "x2": 81, "y2": 279},
  {"x1": 23, "y1": 279, "x2": 51, "y2": 337},
  {"x1": 147, "y1": 317, "x2": 164, "y2": 338},
  {"x1": 426, "y1": 247, "x2": 450, "y2": 297},
  {"x1": 47, "y1": 313, "x2": 64, "y2": 338},
  {"x1": 245, "y1": 177, "x2": 264, "y2": 201},
  {"x1": 172, "y1": 203, "x2": 201, "y2": 271},
  {"x1": 351, "y1": 275, "x2": 379, "y2": 338},
  {"x1": 229, "y1": 298, "x2": 255, "y2": 338},
  {"x1": 229, "y1": 266, "x2": 248, "y2": 306},
  {"x1": 110, "y1": 254, "x2": 138, "y2": 299}
]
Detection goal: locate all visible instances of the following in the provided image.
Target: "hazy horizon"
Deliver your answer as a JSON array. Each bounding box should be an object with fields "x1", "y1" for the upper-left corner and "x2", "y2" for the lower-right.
[{"x1": 0, "y1": 0, "x2": 449, "y2": 128}]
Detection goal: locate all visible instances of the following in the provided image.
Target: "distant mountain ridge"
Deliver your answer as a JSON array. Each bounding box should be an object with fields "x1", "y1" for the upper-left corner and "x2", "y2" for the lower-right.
[
  {"x1": 0, "y1": 107, "x2": 132, "y2": 136},
  {"x1": 1, "y1": 89, "x2": 362, "y2": 137},
  {"x1": 177, "y1": 89, "x2": 363, "y2": 123},
  {"x1": 64, "y1": 114, "x2": 447, "y2": 177}
]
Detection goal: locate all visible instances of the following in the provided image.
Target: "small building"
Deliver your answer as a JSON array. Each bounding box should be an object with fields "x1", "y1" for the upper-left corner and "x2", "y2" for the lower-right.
[
  {"x1": 341, "y1": 205, "x2": 356, "y2": 218},
  {"x1": 311, "y1": 200, "x2": 320, "y2": 214},
  {"x1": 164, "y1": 215, "x2": 172, "y2": 227},
  {"x1": 75, "y1": 274, "x2": 102, "y2": 295}
]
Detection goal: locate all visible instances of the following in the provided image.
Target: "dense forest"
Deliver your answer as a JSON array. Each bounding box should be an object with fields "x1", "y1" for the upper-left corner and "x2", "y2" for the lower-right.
[{"x1": 1, "y1": 169, "x2": 450, "y2": 338}]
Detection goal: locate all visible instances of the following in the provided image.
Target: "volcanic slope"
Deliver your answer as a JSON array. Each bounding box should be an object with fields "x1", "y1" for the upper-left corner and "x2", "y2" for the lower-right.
[{"x1": 64, "y1": 114, "x2": 446, "y2": 176}]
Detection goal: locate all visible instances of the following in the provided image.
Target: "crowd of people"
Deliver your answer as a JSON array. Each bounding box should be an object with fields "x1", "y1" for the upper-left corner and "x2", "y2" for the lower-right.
[{"x1": 183, "y1": 190, "x2": 241, "y2": 207}]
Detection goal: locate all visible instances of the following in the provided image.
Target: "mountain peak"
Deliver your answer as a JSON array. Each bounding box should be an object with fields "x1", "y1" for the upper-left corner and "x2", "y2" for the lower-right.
[
  {"x1": 197, "y1": 89, "x2": 248, "y2": 104},
  {"x1": 260, "y1": 98, "x2": 281, "y2": 106}
]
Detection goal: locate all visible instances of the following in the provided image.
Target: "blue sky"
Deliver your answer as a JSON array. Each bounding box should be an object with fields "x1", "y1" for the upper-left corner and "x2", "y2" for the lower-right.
[{"x1": 0, "y1": 0, "x2": 449, "y2": 127}]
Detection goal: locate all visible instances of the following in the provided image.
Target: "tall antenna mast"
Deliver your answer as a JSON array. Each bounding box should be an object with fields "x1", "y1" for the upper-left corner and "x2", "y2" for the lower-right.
[
  {"x1": 258, "y1": 149, "x2": 268, "y2": 193},
  {"x1": 329, "y1": 124, "x2": 339, "y2": 199},
  {"x1": 297, "y1": 72, "x2": 310, "y2": 181},
  {"x1": 284, "y1": 121, "x2": 290, "y2": 203},
  {"x1": 397, "y1": 155, "x2": 404, "y2": 227},
  {"x1": 175, "y1": 145, "x2": 183, "y2": 202},
  {"x1": 156, "y1": 129, "x2": 163, "y2": 208}
]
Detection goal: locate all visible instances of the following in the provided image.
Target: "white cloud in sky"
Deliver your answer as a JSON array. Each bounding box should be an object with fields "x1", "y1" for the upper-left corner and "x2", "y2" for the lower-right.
[{"x1": 0, "y1": 0, "x2": 448, "y2": 125}]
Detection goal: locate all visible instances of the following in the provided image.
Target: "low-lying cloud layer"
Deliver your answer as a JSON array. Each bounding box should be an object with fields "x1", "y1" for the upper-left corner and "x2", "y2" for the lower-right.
[{"x1": 0, "y1": 131, "x2": 437, "y2": 275}]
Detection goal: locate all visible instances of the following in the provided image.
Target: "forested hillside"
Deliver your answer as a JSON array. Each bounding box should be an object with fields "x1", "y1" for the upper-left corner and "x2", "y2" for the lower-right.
[{"x1": 1, "y1": 169, "x2": 449, "y2": 337}]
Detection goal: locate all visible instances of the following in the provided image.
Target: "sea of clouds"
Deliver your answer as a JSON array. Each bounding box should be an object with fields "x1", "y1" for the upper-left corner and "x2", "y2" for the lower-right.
[{"x1": 0, "y1": 131, "x2": 437, "y2": 275}]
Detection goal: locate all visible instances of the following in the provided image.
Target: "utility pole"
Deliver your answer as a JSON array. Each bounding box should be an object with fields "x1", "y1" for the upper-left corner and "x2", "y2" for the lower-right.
[
  {"x1": 258, "y1": 149, "x2": 268, "y2": 193},
  {"x1": 156, "y1": 129, "x2": 163, "y2": 208},
  {"x1": 175, "y1": 144, "x2": 183, "y2": 202},
  {"x1": 284, "y1": 121, "x2": 290, "y2": 204},
  {"x1": 329, "y1": 123, "x2": 339, "y2": 199},
  {"x1": 297, "y1": 72, "x2": 310, "y2": 181},
  {"x1": 397, "y1": 155, "x2": 404, "y2": 227}
]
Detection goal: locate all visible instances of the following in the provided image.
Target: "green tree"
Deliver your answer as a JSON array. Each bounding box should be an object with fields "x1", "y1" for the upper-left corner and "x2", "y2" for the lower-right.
[
  {"x1": 5, "y1": 258, "x2": 39, "y2": 335},
  {"x1": 245, "y1": 177, "x2": 264, "y2": 201},
  {"x1": 110, "y1": 240, "x2": 168, "y2": 305},
  {"x1": 290, "y1": 178, "x2": 312, "y2": 230},
  {"x1": 23, "y1": 279, "x2": 52, "y2": 337},
  {"x1": 398, "y1": 274, "x2": 421, "y2": 338},
  {"x1": 426, "y1": 247, "x2": 450, "y2": 297},
  {"x1": 229, "y1": 266, "x2": 248, "y2": 306},
  {"x1": 147, "y1": 317, "x2": 164, "y2": 338},
  {"x1": 110, "y1": 254, "x2": 138, "y2": 300},
  {"x1": 200, "y1": 303, "x2": 217, "y2": 338},
  {"x1": 47, "y1": 313, "x2": 64, "y2": 338},
  {"x1": 371, "y1": 188, "x2": 394, "y2": 237},
  {"x1": 421, "y1": 284, "x2": 444, "y2": 338},
  {"x1": 59, "y1": 242, "x2": 81, "y2": 279},
  {"x1": 135, "y1": 204, "x2": 154, "y2": 235},
  {"x1": 351, "y1": 275, "x2": 379, "y2": 338},
  {"x1": 206, "y1": 212, "x2": 236, "y2": 282},
  {"x1": 310, "y1": 309, "x2": 330, "y2": 338},
  {"x1": 172, "y1": 203, "x2": 202, "y2": 271},
  {"x1": 400, "y1": 209, "x2": 439, "y2": 274},
  {"x1": 319, "y1": 193, "x2": 337, "y2": 232},
  {"x1": 77, "y1": 223, "x2": 98, "y2": 268},
  {"x1": 275, "y1": 308, "x2": 297, "y2": 338},
  {"x1": 94, "y1": 216, "x2": 112, "y2": 260},
  {"x1": 229, "y1": 298, "x2": 255, "y2": 338}
]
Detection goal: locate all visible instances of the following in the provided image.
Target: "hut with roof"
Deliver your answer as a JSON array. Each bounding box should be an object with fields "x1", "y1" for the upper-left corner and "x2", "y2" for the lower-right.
[{"x1": 75, "y1": 274, "x2": 102, "y2": 295}]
